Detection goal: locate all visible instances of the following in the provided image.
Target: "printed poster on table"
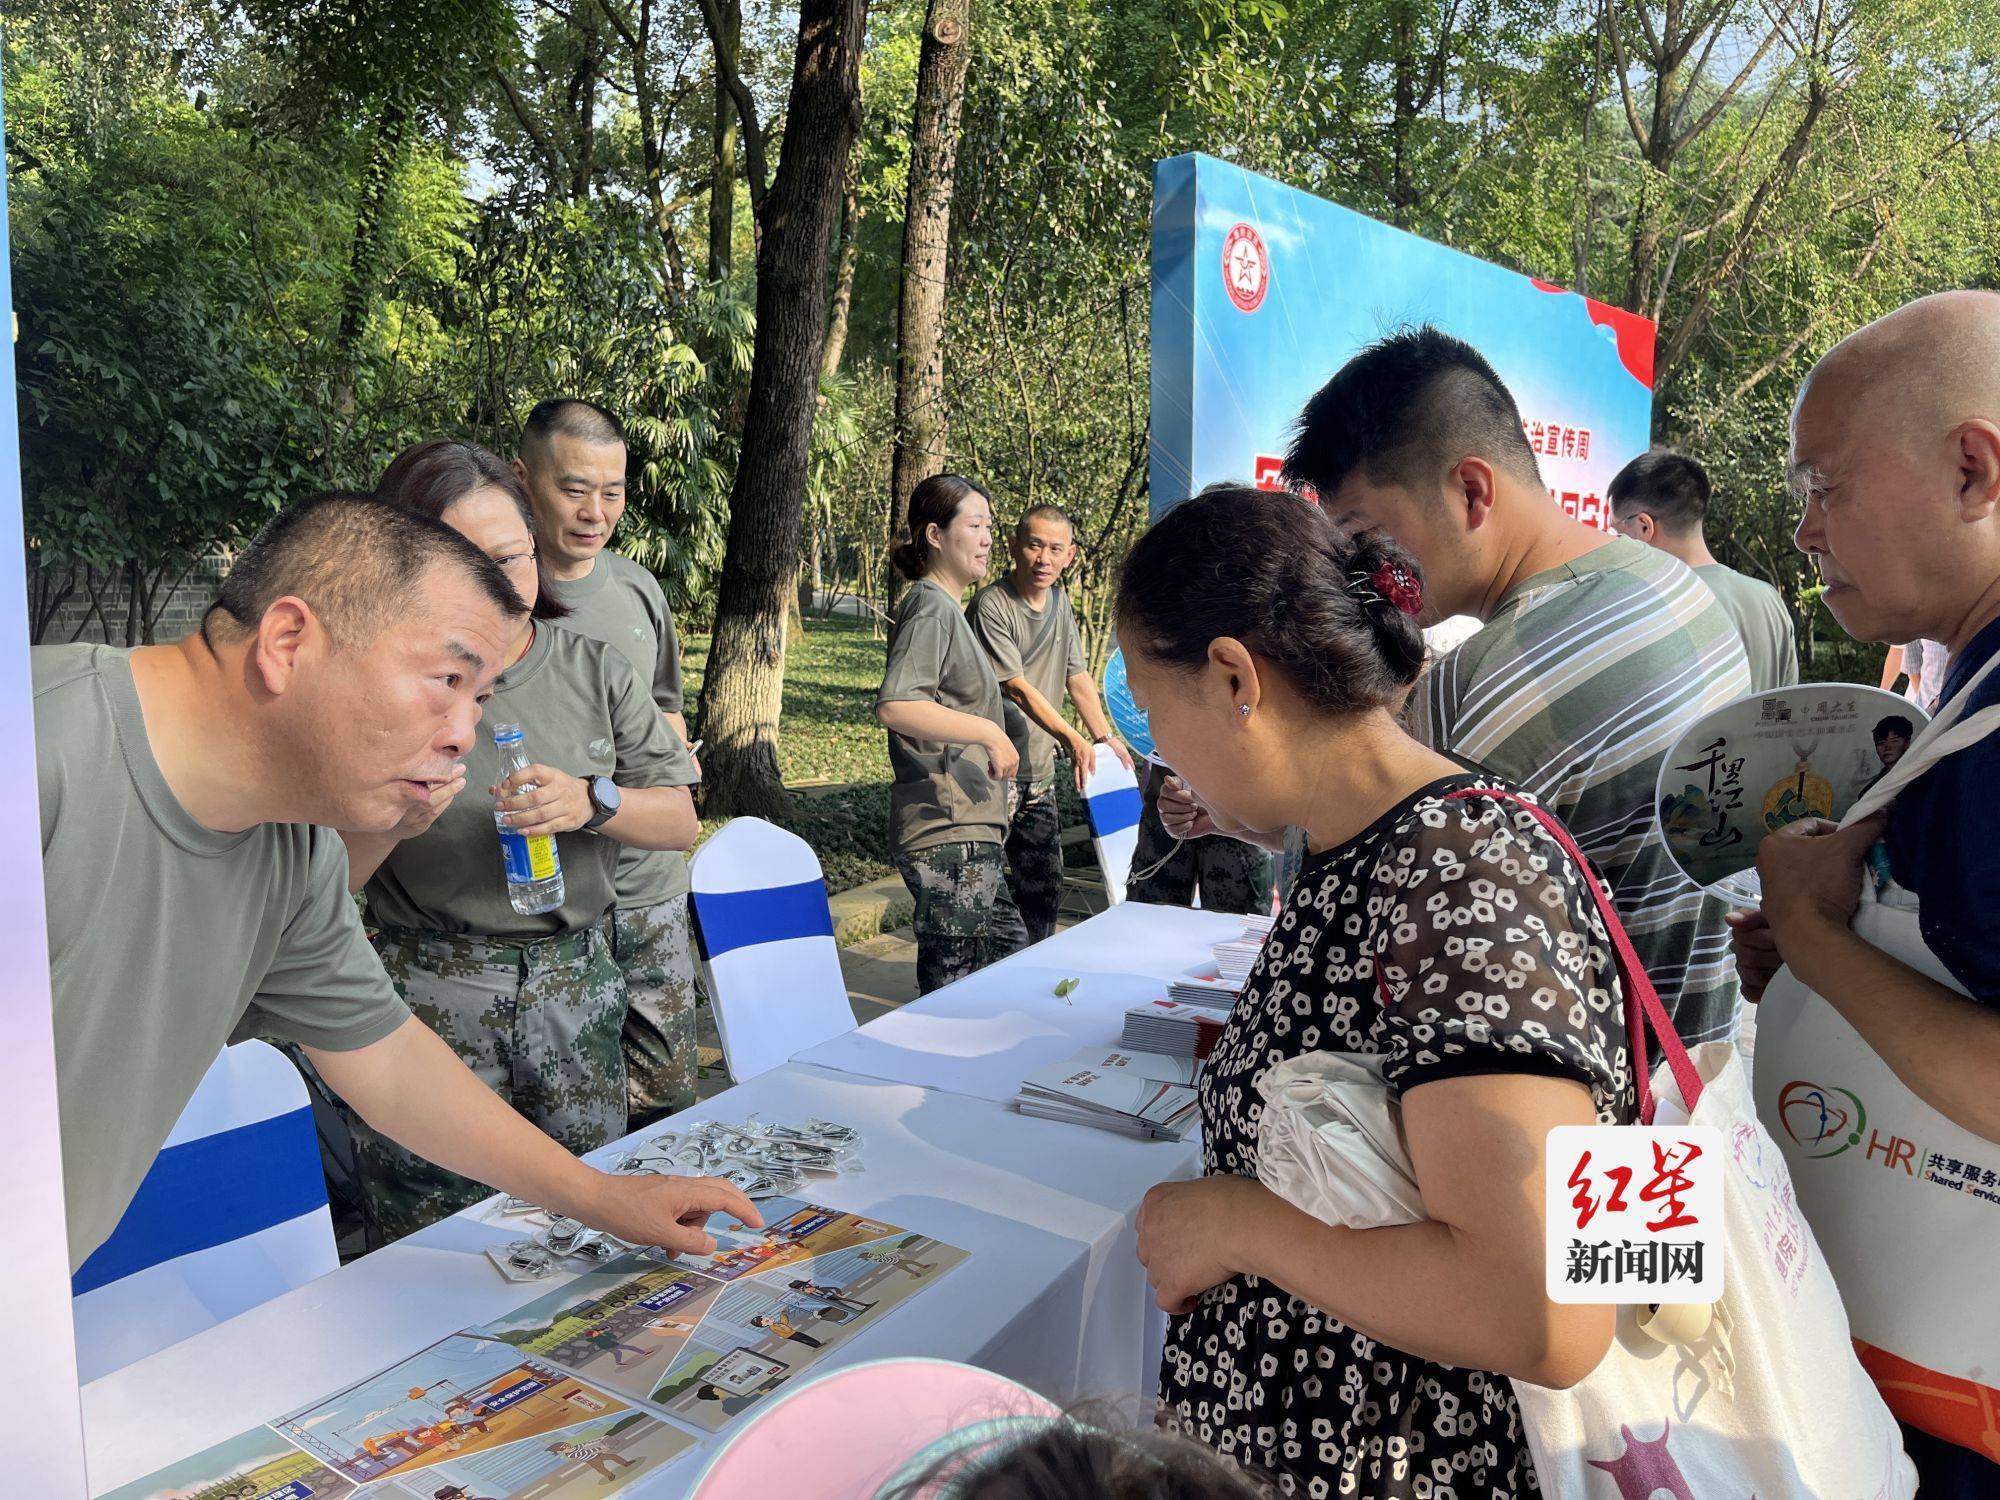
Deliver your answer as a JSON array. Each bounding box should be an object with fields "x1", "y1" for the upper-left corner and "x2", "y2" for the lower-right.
[
  {"x1": 96, "y1": 1201, "x2": 970, "y2": 1494},
  {"x1": 1655, "y1": 685, "x2": 1927, "y2": 898},
  {"x1": 476, "y1": 1199, "x2": 969, "y2": 1432},
  {"x1": 269, "y1": 1331, "x2": 693, "y2": 1496},
  {"x1": 98, "y1": 1336, "x2": 693, "y2": 1499}
]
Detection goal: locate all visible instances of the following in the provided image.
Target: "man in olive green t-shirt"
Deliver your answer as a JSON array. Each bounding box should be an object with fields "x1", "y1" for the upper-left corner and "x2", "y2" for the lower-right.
[
  {"x1": 966, "y1": 505, "x2": 1131, "y2": 941},
  {"x1": 36, "y1": 493, "x2": 755, "y2": 1271},
  {"x1": 1610, "y1": 450, "x2": 1799, "y2": 693},
  {"x1": 516, "y1": 399, "x2": 702, "y2": 1128}
]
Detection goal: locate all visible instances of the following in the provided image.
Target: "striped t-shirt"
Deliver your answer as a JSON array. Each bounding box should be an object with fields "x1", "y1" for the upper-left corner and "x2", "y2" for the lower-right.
[{"x1": 1410, "y1": 539, "x2": 1752, "y2": 1044}]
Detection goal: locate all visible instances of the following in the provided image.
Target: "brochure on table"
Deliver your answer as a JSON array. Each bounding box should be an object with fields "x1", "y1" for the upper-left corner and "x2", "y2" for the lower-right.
[
  {"x1": 1655, "y1": 684, "x2": 1926, "y2": 900},
  {"x1": 100, "y1": 1201, "x2": 968, "y2": 1497}
]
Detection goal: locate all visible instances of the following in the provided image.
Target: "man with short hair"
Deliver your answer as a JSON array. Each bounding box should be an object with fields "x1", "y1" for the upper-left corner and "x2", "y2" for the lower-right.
[
  {"x1": 516, "y1": 399, "x2": 700, "y2": 1127},
  {"x1": 1737, "y1": 290, "x2": 2000, "y2": 1492},
  {"x1": 966, "y1": 504, "x2": 1132, "y2": 941},
  {"x1": 1166, "y1": 327, "x2": 1752, "y2": 1044},
  {"x1": 1610, "y1": 449, "x2": 1799, "y2": 693},
  {"x1": 37, "y1": 492, "x2": 757, "y2": 1272}
]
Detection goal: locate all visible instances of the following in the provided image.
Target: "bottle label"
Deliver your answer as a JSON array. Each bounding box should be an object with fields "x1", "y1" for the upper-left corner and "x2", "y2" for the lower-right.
[{"x1": 499, "y1": 830, "x2": 560, "y2": 885}]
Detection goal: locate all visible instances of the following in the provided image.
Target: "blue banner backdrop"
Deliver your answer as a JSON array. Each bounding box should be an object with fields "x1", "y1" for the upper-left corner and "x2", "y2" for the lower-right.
[{"x1": 1148, "y1": 153, "x2": 1657, "y2": 527}]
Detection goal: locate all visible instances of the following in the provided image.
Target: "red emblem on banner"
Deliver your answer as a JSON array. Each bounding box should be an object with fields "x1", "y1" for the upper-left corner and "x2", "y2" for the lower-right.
[{"x1": 1223, "y1": 223, "x2": 1269, "y2": 313}]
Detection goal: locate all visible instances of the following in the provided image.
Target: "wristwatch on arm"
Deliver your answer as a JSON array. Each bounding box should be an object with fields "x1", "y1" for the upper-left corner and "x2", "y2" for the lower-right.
[{"x1": 583, "y1": 774, "x2": 622, "y2": 831}]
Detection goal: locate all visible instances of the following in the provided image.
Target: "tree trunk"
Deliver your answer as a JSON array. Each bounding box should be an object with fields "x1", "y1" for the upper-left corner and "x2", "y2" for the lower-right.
[
  {"x1": 124, "y1": 558, "x2": 143, "y2": 648},
  {"x1": 696, "y1": 0, "x2": 869, "y2": 818},
  {"x1": 886, "y1": 0, "x2": 971, "y2": 607},
  {"x1": 28, "y1": 561, "x2": 76, "y2": 644},
  {"x1": 1623, "y1": 53, "x2": 1679, "y2": 315},
  {"x1": 332, "y1": 95, "x2": 410, "y2": 417},
  {"x1": 570, "y1": 0, "x2": 603, "y2": 200},
  {"x1": 1389, "y1": 6, "x2": 1418, "y2": 222},
  {"x1": 821, "y1": 161, "x2": 865, "y2": 378},
  {"x1": 708, "y1": 0, "x2": 742, "y2": 281}
]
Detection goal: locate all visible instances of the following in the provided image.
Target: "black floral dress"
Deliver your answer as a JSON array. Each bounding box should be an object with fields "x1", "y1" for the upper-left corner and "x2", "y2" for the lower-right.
[{"x1": 1160, "y1": 775, "x2": 1637, "y2": 1498}]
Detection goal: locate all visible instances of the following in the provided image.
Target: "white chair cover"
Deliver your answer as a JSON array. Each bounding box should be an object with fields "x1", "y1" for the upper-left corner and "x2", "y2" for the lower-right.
[
  {"x1": 691, "y1": 817, "x2": 855, "y2": 1084},
  {"x1": 71, "y1": 1039, "x2": 336, "y2": 1382},
  {"x1": 1081, "y1": 757, "x2": 1141, "y2": 906}
]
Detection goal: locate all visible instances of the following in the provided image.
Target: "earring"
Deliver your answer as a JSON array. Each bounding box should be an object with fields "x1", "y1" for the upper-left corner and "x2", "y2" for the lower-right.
[{"x1": 1238, "y1": 704, "x2": 1251, "y2": 717}]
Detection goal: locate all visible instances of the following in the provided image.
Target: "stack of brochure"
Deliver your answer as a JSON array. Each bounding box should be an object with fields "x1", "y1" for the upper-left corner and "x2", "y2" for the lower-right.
[
  {"x1": 1214, "y1": 913, "x2": 1277, "y2": 984},
  {"x1": 1165, "y1": 971, "x2": 1242, "y2": 1011},
  {"x1": 1013, "y1": 1046, "x2": 1202, "y2": 1140},
  {"x1": 1167, "y1": 914, "x2": 1279, "y2": 1007},
  {"x1": 1122, "y1": 999, "x2": 1227, "y2": 1059}
]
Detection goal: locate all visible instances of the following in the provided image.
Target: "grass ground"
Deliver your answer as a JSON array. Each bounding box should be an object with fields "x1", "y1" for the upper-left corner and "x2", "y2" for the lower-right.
[
  {"x1": 682, "y1": 609, "x2": 1095, "y2": 894},
  {"x1": 683, "y1": 611, "x2": 897, "y2": 894}
]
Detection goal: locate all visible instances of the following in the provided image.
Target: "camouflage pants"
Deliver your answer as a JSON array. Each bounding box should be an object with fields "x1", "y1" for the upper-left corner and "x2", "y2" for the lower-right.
[
  {"x1": 893, "y1": 840, "x2": 1028, "y2": 994},
  {"x1": 352, "y1": 923, "x2": 626, "y2": 1245},
  {"x1": 613, "y1": 896, "x2": 699, "y2": 1129},
  {"x1": 1126, "y1": 764, "x2": 1274, "y2": 915},
  {"x1": 1004, "y1": 778, "x2": 1065, "y2": 945}
]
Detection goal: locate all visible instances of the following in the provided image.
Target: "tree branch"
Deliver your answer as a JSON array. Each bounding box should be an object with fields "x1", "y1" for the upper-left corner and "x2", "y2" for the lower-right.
[
  {"x1": 694, "y1": 0, "x2": 769, "y2": 218},
  {"x1": 1603, "y1": 4, "x2": 1652, "y2": 156},
  {"x1": 1670, "y1": 11, "x2": 1794, "y2": 154},
  {"x1": 493, "y1": 67, "x2": 569, "y2": 192}
]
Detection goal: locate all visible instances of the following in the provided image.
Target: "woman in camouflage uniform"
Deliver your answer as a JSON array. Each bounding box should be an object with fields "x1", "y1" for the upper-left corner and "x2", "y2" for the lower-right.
[
  {"x1": 338, "y1": 440, "x2": 699, "y2": 1244},
  {"x1": 875, "y1": 474, "x2": 1028, "y2": 993}
]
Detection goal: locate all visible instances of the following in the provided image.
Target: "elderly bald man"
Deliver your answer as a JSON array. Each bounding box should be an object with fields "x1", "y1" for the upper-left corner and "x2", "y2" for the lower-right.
[{"x1": 1733, "y1": 289, "x2": 2000, "y2": 1493}]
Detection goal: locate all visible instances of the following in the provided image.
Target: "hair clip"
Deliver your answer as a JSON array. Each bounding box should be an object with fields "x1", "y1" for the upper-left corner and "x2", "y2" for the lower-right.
[{"x1": 1366, "y1": 559, "x2": 1423, "y2": 616}]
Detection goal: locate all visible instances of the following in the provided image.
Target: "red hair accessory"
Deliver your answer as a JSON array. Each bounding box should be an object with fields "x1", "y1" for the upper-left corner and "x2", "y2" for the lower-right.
[{"x1": 1370, "y1": 560, "x2": 1423, "y2": 617}]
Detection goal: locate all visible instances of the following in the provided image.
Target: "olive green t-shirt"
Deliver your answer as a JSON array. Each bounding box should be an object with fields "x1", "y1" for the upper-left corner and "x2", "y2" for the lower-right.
[
  {"x1": 542, "y1": 552, "x2": 691, "y2": 906},
  {"x1": 877, "y1": 577, "x2": 1010, "y2": 854},
  {"x1": 1696, "y1": 563, "x2": 1799, "y2": 695},
  {"x1": 365, "y1": 624, "x2": 695, "y2": 939},
  {"x1": 966, "y1": 578, "x2": 1088, "y2": 786},
  {"x1": 35, "y1": 645, "x2": 410, "y2": 1269}
]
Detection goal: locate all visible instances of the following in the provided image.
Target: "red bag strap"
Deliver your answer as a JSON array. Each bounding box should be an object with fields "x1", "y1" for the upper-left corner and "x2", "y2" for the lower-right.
[{"x1": 1437, "y1": 788, "x2": 1703, "y2": 1123}]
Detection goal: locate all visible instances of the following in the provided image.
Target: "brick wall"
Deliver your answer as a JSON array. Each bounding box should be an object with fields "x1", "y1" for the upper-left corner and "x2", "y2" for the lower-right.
[{"x1": 28, "y1": 555, "x2": 229, "y2": 645}]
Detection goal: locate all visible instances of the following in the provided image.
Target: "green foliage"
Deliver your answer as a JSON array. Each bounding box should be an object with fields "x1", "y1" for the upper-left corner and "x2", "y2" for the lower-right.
[
  {"x1": 12, "y1": 0, "x2": 2000, "y2": 684},
  {"x1": 441, "y1": 195, "x2": 748, "y2": 618},
  {"x1": 6, "y1": 0, "x2": 741, "y2": 638},
  {"x1": 8, "y1": 68, "x2": 338, "y2": 636}
]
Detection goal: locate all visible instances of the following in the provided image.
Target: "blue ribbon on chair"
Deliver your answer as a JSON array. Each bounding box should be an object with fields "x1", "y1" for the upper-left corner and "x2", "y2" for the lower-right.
[
  {"x1": 692, "y1": 879, "x2": 836, "y2": 960},
  {"x1": 1085, "y1": 785, "x2": 1142, "y2": 838},
  {"x1": 73, "y1": 1105, "x2": 325, "y2": 1296}
]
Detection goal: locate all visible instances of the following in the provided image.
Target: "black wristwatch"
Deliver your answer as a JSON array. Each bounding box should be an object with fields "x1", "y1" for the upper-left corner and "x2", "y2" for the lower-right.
[{"x1": 583, "y1": 774, "x2": 622, "y2": 831}]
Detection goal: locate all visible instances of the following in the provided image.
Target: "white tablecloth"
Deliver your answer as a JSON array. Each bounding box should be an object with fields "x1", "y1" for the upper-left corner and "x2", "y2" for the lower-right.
[
  {"x1": 796, "y1": 901, "x2": 1242, "y2": 1102},
  {"x1": 81, "y1": 904, "x2": 1225, "y2": 1498}
]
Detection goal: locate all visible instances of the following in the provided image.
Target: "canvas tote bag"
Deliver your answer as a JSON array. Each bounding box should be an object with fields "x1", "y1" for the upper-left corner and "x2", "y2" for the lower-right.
[
  {"x1": 1257, "y1": 788, "x2": 1913, "y2": 1497},
  {"x1": 1755, "y1": 648, "x2": 2000, "y2": 1461}
]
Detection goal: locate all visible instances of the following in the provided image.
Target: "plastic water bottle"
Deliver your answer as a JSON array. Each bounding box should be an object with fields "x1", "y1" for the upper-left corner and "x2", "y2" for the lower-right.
[{"x1": 492, "y1": 722, "x2": 564, "y2": 915}]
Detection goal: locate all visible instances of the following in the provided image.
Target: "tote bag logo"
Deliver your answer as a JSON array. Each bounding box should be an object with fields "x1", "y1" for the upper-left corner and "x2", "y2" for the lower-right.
[{"x1": 1777, "y1": 1079, "x2": 1866, "y2": 1158}]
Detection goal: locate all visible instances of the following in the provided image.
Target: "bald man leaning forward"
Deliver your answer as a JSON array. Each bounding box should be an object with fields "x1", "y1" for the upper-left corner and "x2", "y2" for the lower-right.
[{"x1": 1731, "y1": 291, "x2": 2000, "y2": 1493}]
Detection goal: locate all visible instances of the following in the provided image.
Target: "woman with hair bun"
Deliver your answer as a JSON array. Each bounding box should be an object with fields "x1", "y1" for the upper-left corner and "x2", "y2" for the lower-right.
[
  {"x1": 875, "y1": 473, "x2": 1028, "y2": 993},
  {"x1": 1123, "y1": 487, "x2": 1638, "y2": 1497}
]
